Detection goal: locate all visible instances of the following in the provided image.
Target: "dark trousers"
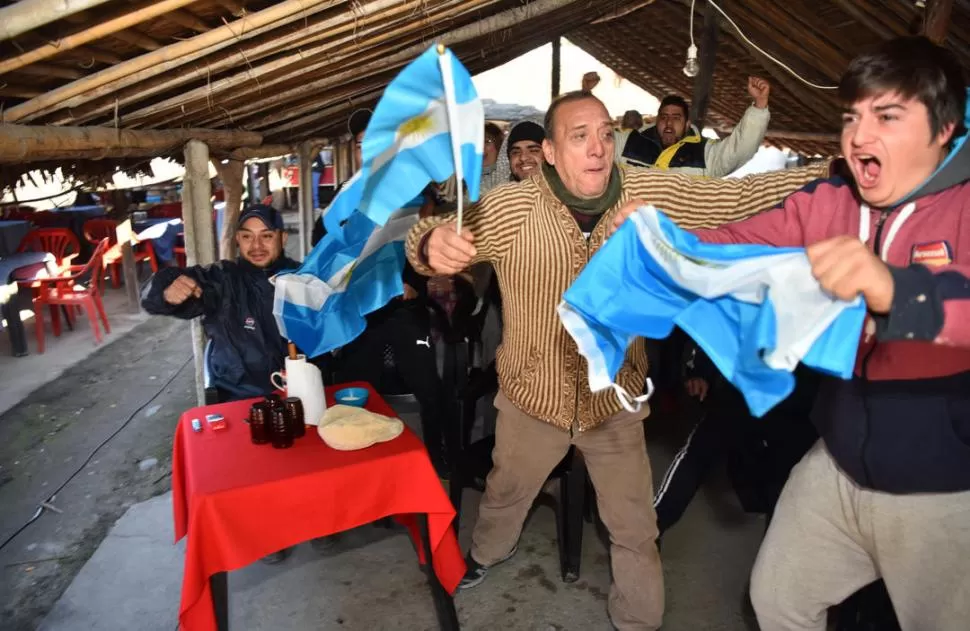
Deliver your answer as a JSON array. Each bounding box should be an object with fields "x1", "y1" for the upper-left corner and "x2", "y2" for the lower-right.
[
  {"x1": 653, "y1": 383, "x2": 818, "y2": 536},
  {"x1": 336, "y1": 303, "x2": 448, "y2": 468}
]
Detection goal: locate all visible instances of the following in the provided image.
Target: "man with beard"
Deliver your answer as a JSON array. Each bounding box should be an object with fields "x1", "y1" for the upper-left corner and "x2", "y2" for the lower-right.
[
  {"x1": 506, "y1": 120, "x2": 545, "y2": 182},
  {"x1": 616, "y1": 77, "x2": 771, "y2": 177},
  {"x1": 142, "y1": 204, "x2": 298, "y2": 403}
]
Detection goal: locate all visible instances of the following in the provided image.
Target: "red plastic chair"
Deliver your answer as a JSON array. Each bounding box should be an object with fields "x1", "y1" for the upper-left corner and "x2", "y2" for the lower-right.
[
  {"x1": 82, "y1": 218, "x2": 159, "y2": 288},
  {"x1": 31, "y1": 238, "x2": 112, "y2": 353},
  {"x1": 17, "y1": 228, "x2": 81, "y2": 269}
]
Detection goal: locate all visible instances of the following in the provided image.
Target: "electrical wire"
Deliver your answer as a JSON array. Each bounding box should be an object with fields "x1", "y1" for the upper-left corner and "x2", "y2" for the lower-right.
[
  {"x1": 690, "y1": 0, "x2": 838, "y2": 91},
  {"x1": 0, "y1": 354, "x2": 193, "y2": 553}
]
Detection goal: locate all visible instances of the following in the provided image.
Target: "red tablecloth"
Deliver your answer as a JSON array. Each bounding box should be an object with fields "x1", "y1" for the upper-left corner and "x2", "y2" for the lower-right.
[{"x1": 172, "y1": 383, "x2": 464, "y2": 631}]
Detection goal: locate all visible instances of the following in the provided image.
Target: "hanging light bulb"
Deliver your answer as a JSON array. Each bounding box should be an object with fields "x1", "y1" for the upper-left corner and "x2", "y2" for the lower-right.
[{"x1": 683, "y1": 44, "x2": 700, "y2": 77}]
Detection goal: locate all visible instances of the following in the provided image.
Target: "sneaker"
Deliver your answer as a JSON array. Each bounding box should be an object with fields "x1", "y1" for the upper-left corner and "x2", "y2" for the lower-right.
[
  {"x1": 458, "y1": 544, "x2": 518, "y2": 590},
  {"x1": 310, "y1": 533, "x2": 341, "y2": 555},
  {"x1": 260, "y1": 547, "x2": 293, "y2": 565}
]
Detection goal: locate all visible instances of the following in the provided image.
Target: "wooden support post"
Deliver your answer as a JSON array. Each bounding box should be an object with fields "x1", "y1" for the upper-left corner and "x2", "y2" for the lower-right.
[
  {"x1": 212, "y1": 157, "x2": 245, "y2": 259},
  {"x1": 331, "y1": 139, "x2": 342, "y2": 189},
  {"x1": 182, "y1": 139, "x2": 216, "y2": 406},
  {"x1": 923, "y1": 0, "x2": 954, "y2": 44},
  {"x1": 691, "y1": 1, "x2": 720, "y2": 129},
  {"x1": 551, "y1": 37, "x2": 561, "y2": 99},
  {"x1": 115, "y1": 219, "x2": 141, "y2": 314},
  {"x1": 297, "y1": 141, "x2": 314, "y2": 260}
]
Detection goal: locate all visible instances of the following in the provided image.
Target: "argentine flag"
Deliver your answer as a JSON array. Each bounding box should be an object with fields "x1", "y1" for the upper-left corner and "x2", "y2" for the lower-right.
[
  {"x1": 558, "y1": 206, "x2": 867, "y2": 417},
  {"x1": 273, "y1": 45, "x2": 484, "y2": 357}
]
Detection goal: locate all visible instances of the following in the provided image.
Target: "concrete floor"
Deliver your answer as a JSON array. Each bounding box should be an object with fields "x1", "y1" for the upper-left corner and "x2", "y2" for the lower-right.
[
  {"x1": 0, "y1": 276, "x2": 151, "y2": 416},
  {"x1": 34, "y1": 404, "x2": 765, "y2": 631},
  {"x1": 0, "y1": 235, "x2": 767, "y2": 630}
]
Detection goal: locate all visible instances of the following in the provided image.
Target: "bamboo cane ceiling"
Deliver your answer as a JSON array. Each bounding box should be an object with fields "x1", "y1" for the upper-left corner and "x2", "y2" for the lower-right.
[{"x1": 1, "y1": 0, "x2": 969, "y2": 164}]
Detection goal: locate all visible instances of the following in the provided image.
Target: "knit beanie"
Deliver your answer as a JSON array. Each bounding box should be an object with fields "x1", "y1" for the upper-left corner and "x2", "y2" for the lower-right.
[{"x1": 506, "y1": 121, "x2": 545, "y2": 157}]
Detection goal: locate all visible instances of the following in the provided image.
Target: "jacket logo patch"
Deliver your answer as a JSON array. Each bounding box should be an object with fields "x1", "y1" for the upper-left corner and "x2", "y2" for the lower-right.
[
  {"x1": 910, "y1": 241, "x2": 952, "y2": 267},
  {"x1": 244, "y1": 316, "x2": 256, "y2": 331}
]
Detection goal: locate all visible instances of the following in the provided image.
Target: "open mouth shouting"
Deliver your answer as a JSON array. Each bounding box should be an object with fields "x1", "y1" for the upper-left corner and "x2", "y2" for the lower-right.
[{"x1": 853, "y1": 153, "x2": 883, "y2": 189}]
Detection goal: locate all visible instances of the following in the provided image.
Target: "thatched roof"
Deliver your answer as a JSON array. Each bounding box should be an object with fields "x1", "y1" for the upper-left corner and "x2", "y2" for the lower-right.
[{"x1": 0, "y1": 0, "x2": 967, "y2": 173}]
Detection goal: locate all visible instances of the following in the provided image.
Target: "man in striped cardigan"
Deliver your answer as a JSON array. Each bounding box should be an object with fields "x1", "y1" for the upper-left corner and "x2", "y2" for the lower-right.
[{"x1": 406, "y1": 91, "x2": 830, "y2": 630}]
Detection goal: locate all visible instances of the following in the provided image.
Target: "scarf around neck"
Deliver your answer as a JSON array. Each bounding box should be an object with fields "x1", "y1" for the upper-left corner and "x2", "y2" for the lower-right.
[{"x1": 542, "y1": 162, "x2": 622, "y2": 216}]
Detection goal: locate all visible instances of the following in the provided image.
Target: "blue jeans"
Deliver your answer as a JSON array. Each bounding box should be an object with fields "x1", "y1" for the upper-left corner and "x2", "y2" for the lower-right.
[{"x1": 311, "y1": 171, "x2": 322, "y2": 209}]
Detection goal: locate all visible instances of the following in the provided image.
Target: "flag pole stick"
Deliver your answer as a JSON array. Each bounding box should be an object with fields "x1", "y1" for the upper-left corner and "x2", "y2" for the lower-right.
[{"x1": 436, "y1": 43, "x2": 464, "y2": 235}]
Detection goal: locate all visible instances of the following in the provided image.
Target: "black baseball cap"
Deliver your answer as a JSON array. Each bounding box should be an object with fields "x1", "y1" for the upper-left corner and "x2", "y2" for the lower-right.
[{"x1": 237, "y1": 204, "x2": 284, "y2": 231}]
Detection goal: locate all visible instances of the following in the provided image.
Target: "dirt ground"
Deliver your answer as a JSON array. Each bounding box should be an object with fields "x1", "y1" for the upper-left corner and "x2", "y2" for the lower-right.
[{"x1": 0, "y1": 317, "x2": 196, "y2": 631}]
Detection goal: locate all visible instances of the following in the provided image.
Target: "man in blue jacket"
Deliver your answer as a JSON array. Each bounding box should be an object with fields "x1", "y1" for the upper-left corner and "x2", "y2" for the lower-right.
[{"x1": 142, "y1": 204, "x2": 299, "y2": 402}]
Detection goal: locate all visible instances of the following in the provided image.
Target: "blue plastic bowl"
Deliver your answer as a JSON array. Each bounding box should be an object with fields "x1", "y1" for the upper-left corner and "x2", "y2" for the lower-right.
[{"x1": 334, "y1": 387, "x2": 369, "y2": 407}]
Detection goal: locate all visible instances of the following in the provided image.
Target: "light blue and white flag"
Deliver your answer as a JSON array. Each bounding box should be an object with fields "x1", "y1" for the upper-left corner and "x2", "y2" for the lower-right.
[
  {"x1": 358, "y1": 44, "x2": 484, "y2": 229},
  {"x1": 558, "y1": 206, "x2": 867, "y2": 417},
  {"x1": 273, "y1": 45, "x2": 484, "y2": 357}
]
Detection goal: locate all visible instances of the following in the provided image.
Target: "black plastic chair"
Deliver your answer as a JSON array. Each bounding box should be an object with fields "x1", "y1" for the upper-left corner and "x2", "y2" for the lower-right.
[{"x1": 441, "y1": 279, "x2": 591, "y2": 583}]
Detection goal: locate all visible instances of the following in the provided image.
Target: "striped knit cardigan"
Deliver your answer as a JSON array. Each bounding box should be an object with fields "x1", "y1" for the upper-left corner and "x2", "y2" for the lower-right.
[{"x1": 406, "y1": 162, "x2": 831, "y2": 432}]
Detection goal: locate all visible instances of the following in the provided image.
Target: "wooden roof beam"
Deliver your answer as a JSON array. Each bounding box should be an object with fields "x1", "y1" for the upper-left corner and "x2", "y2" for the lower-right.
[
  {"x1": 49, "y1": 0, "x2": 419, "y2": 124},
  {"x1": 67, "y1": 0, "x2": 485, "y2": 127},
  {"x1": 167, "y1": 9, "x2": 212, "y2": 33},
  {"x1": 110, "y1": 29, "x2": 164, "y2": 52},
  {"x1": 0, "y1": 0, "x2": 202, "y2": 75},
  {"x1": 114, "y1": 0, "x2": 435, "y2": 126},
  {"x1": 690, "y1": 1, "x2": 720, "y2": 128},
  {"x1": 219, "y1": 0, "x2": 589, "y2": 134},
  {"x1": 71, "y1": 45, "x2": 124, "y2": 66},
  {"x1": 216, "y1": 0, "x2": 248, "y2": 18},
  {"x1": 0, "y1": 124, "x2": 263, "y2": 163},
  {"x1": 591, "y1": 0, "x2": 658, "y2": 24},
  {"x1": 0, "y1": 83, "x2": 44, "y2": 99},
  {"x1": 6, "y1": 0, "x2": 342, "y2": 123},
  {"x1": 0, "y1": 0, "x2": 115, "y2": 42},
  {"x1": 923, "y1": 0, "x2": 954, "y2": 44},
  {"x1": 13, "y1": 63, "x2": 84, "y2": 80}
]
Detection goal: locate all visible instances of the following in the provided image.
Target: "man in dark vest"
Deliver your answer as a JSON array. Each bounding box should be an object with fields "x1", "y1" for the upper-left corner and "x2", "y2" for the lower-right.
[{"x1": 616, "y1": 77, "x2": 771, "y2": 177}]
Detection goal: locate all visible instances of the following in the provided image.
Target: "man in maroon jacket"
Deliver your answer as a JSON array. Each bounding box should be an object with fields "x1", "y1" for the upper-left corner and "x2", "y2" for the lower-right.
[{"x1": 614, "y1": 36, "x2": 970, "y2": 631}]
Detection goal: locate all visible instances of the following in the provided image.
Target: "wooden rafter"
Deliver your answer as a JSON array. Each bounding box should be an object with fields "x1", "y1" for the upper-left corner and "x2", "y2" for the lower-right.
[
  {"x1": 53, "y1": 0, "x2": 479, "y2": 126},
  {"x1": 13, "y1": 63, "x2": 84, "y2": 80},
  {"x1": 5, "y1": 0, "x2": 341, "y2": 123},
  {"x1": 0, "y1": 0, "x2": 115, "y2": 42},
  {"x1": 216, "y1": 0, "x2": 248, "y2": 18},
  {"x1": 0, "y1": 83, "x2": 43, "y2": 98},
  {"x1": 924, "y1": 0, "x2": 955, "y2": 44},
  {"x1": 117, "y1": 0, "x2": 484, "y2": 128},
  {"x1": 188, "y1": 0, "x2": 585, "y2": 133},
  {"x1": 70, "y1": 46, "x2": 124, "y2": 66},
  {"x1": 110, "y1": 29, "x2": 163, "y2": 52},
  {"x1": 166, "y1": 9, "x2": 212, "y2": 33},
  {"x1": 0, "y1": 124, "x2": 262, "y2": 163},
  {"x1": 0, "y1": 0, "x2": 202, "y2": 76}
]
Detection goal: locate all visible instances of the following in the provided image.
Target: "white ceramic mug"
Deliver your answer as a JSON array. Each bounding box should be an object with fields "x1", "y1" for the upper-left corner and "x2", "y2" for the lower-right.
[{"x1": 270, "y1": 370, "x2": 286, "y2": 392}]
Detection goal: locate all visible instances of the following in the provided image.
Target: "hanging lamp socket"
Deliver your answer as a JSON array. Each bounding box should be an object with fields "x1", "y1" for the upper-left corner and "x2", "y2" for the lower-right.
[{"x1": 683, "y1": 44, "x2": 700, "y2": 77}]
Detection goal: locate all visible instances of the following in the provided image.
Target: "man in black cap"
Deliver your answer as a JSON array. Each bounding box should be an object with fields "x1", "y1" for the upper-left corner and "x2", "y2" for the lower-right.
[
  {"x1": 142, "y1": 204, "x2": 299, "y2": 402},
  {"x1": 506, "y1": 119, "x2": 545, "y2": 182}
]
